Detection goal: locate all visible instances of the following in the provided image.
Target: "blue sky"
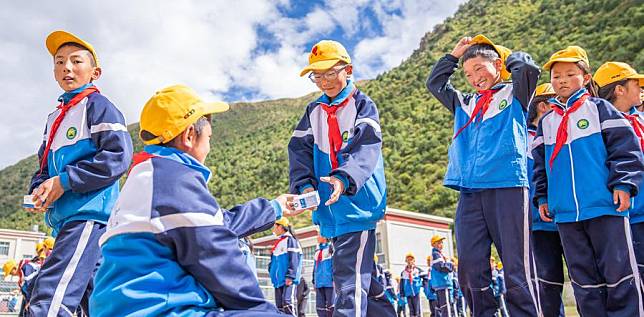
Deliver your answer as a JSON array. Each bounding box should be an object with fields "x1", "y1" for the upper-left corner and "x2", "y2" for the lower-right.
[{"x1": 0, "y1": 0, "x2": 464, "y2": 168}]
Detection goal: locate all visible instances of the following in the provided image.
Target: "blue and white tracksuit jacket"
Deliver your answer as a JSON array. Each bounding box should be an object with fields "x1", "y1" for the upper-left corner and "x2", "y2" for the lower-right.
[
  {"x1": 312, "y1": 242, "x2": 333, "y2": 288},
  {"x1": 626, "y1": 107, "x2": 644, "y2": 224},
  {"x1": 269, "y1": 232, "x2": 303, "y2": 288},
  {"x1": 426, "y1": 52, "x2": 540, "y2": 190},
  {"x1": 430, "y1": 248, "x2": 454, "y2": 290},
  {"x1": 90, "y1": 145, "x2": 283, "y2": 316},
  {"x1": 288, "y1": 81, "x2": 387, "y2": 238},
  {"x1": 29, "y1": 83, "x2": 133, "y2": 235},
  {"x1": 399, "y1": 266, "x2": 423, "y2": 297},
  {"x1": 531, "y1": 89, "x2": 644, "y2": 223},
  {"x1": 528, "y1": 124, "x2": 557, "y2": 231},
  {"x1": 20, "y1": 258, "x2": 42, "y2": 300}
]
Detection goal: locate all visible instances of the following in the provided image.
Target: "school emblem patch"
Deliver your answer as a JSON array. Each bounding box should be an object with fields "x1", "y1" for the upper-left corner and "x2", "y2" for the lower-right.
[
  {"x1": 577, "y1": 119, "x2": 589, "y2": 130},
  {"x1": 498, "y1": 99, "x2": 509, "y2": 111},
  {"x1": 342, "y1": 131, "x2": 349, "y2": 142},
  {"x1": 66, "y1": 127, "x2": 77, "y2": 140}
]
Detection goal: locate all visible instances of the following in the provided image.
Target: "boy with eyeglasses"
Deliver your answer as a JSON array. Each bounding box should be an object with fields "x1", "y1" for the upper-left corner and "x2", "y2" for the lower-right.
[{"x1": 289, "y1": 40, "x2": 391, "y2": 317}]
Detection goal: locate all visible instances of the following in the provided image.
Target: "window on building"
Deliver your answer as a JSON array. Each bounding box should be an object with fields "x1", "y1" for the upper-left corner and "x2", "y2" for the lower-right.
[
  {"x1": 302, "y1": 246, "x2": 316, "y2": 260},
  {"x1": 375, "y1": 232, "x2": 383, "y2": 254},
  {"x1": 0, "y1": 242, "x2": 9, "y2": 256}
]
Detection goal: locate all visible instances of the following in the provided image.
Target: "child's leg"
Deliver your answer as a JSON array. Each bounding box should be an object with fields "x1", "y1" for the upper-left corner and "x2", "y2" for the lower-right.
[
  {"x1": 275, "y1": 287, "x2": 284, "y2": 311},
  {"x1": 27, "y1": 220, "x2": 105, "y2": 317},
  {"x1": 632, "y1": 222, "x2": 644, "y2": 288},
  {"x1": 325, "y1": 287, "x2": 335, "y2": 317},
  {"x1": 436, "y1": 289, "x2": 450, "y2": 317},
  {"x1": 429, "y1": 299, "x2": 437, "y2": 317},
  {"x1": 483, "y1": 188, "x2": 539, "y2": 316},
  {"x1": 588, "y1": 216, "x2": 643, "y2": 316},
  {"x1": 281, "y1": 284, "x2": 297, "y2": 316},
  {"x1": 332, "y1": 229, "x2": 376, "y2": 317},
  {"x1": 454, "y1": 191, "x2": 497, "y2": 316},
  {"x1": 532, "y1": 230, "x2": 565, "y2": 317}
]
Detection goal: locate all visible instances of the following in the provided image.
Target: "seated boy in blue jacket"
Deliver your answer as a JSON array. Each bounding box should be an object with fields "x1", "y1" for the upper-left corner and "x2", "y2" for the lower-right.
[{"x1": 90, "y1": 85, "x2": 298, "y2": 317}]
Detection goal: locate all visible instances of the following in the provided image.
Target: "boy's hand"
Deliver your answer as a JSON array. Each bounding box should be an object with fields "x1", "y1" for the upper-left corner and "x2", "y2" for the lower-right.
[
  {"x1": 614, "y1": 189, "x2": 631, "y2": 212},
  {"x1": 285, "y1": 278, "x2": 293, "y2": 286},
  {"x1": 538, "y1": 203, "x2": 552, "y2": 222},
  {"x1": 33, "y1": 176, "x2": 64, "y2": 211},
  {"x1": 320, "y1": 176, "x2": 344, "y2": 206},
  {"x1": 451, "y1": 37, "x2": 473, "y2": 59},
  {"x1": 275, "y1": 194, "x2": 301, "y2": 217}
]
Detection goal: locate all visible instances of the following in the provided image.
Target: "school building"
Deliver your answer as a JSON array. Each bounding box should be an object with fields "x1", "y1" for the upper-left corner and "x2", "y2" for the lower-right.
[{"x1": 252, "y1": 207, "x2": 453, "y2": 316}]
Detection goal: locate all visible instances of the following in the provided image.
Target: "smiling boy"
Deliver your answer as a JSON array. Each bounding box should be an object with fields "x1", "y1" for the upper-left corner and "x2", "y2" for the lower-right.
[
  {"x1": 426, "y1": 35, "x2": 540, "y2": 316},
  {"x1": 25, "y1": 30, "x2": 133, "y2": 316}
]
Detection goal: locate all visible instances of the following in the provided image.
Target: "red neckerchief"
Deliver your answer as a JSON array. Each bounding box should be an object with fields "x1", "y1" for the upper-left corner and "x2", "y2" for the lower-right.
[
  {"x1": 128, "y1": 152, "x2": 157, "y2": 175},
  {"x1": 549, "y1": 93, "x2": 590, "y2": 169},
  {"x1": 320, "y1": 90, "x2": 355, "y2": 169},
  {"x1": 453, "y1": 88, "x2": 501, "y2": 139},
  {"x1": 271, "y1": 235, "x2": 288, "y2": 254},
  {"x1": 624, "y1": 113, "x2": 644, "y2": 151},
  {"x1": 39, "y1": 86, "x2": 99, "y2": 174},
  {"x1": 315, "y1": 244, "x2": 325, "y2": 267}
]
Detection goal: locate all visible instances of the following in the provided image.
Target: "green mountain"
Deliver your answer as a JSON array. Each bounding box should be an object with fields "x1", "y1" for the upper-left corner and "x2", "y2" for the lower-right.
[{"x1": 1, "y1": 0, "x2": 642, "y2": 232}]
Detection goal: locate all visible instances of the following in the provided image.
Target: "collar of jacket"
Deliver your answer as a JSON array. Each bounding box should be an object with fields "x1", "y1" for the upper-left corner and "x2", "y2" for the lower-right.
[
  {"x1": 58, "y1": 83, "x2": 95, "y2": 104},
  {"x1": 549, "y1": 87, "x2": 588, "y2": 110},
  {"x1": 316, "y1": 80, "x2": 355, "y2": 106},
  {"x1": 143, "y1": 144, "x2": 211, "y2": 182}
]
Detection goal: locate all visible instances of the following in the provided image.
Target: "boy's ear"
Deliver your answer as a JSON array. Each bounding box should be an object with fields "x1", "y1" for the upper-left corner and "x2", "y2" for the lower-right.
[
  {"x1": 345, "y1": 64, "x2": 353, "y2": 75},
  {"x1": 582, "y1": 73, "x2": 592, "y2": 86},
  {"x1": 91, "y1": 67, "x2": 102, "y2": 81},
  {"x1": 614, "y1": 84, "x2": 625, "y2": 97},
  {"x1": 494, "y1": 58, "x2": 503, "y2": 74}
]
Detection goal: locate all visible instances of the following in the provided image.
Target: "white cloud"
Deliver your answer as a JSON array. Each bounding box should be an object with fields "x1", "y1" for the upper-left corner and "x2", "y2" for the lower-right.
[{"x1": 0, "y1": 0, "x2": 462, "y2": 168}]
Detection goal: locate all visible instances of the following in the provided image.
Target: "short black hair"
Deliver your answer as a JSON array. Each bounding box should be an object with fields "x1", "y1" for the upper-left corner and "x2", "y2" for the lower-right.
[
  {"x1": 597, "y1": 79, "x2": 629, "y2": 103},
  {"x1": 462, "y1": 44, "x2": 500, "y2": 63},
  {"x1": 141, "y1": 115, "x2": 211, "y2": 146},
  {"x1": 527, "y1": 95, "x2": 552, "y2": 124},
  {"x1": 57, "y1": 42, "x2": 97, "y2": 67}
]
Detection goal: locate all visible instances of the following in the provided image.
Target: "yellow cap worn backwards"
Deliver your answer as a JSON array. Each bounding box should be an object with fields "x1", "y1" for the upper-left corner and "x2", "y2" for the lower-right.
[
  {"x1": 405, "y1": 252, "x2": 415, "y2": 259},
  {"x1": 46, "y1": 30, "x2": 100, "y2": 67},
  {"x1": 43, "y1": 237, "x2": 54, "y2": 250},
  {"x1": 535, "y1": 83, "x2": 556, "y2": 97},
  {"x1": 593, "y1": 62, "x2": 644, "y2": 88},
  {"x1": 140, "y1": 85, "x2": 229, "y2": 145},
  {"x1": 543, "y1": 46, "x2": 589, "y2": 71},
  {"x1": 3, "y1": 260, "x2": 16, "y2": 278},
  {"x1": 275, "y1": 217, "x2": 290, "y2": 227},
  {"x1": 300, "y1": 40, "x2": 351, "y2": 77},
  {"x1": 471, "y1": 34, "x2": 512, "y2": 81}
]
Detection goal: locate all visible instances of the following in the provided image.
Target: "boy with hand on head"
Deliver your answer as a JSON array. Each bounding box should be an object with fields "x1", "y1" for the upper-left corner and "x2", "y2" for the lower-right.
[
  {"x1": 90, "y1": 84, "x2": 299, "y2": 317},
  {"x1": 532, "y1": 47, "x2": 644, "y2": 316},
  {"x1": 426, "y1": 35, "x2": 540, "y2": 316},
  {"x1": 26, "y1": 30, "x2": 133, "y2": 316},
  {"x1": 289, "y1": 40, "x2": 390, "y2": 317}
]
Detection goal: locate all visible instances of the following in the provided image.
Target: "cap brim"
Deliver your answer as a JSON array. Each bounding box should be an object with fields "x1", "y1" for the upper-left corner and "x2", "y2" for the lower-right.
[
  {"x1": 543, "y1": 57, "x2": 584, "y2": 71},
  {"x1": 46, "y1": 30, "x2": 99, "y2": 66},
  {"x1": 299, "y1": 59, "x2": 343, "y2": 77},
  {"x1": 199, "y1": 101, "x2": 230, "y2": 115},
  {"x1": 625, "y1": 74, "x2": 644, "y2": 87}
]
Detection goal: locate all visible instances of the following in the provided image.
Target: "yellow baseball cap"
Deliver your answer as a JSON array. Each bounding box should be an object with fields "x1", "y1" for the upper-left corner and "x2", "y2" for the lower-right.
[
  {"x1": 543, "y1": 46, "x2": 589, "y2": 71},
  {"x1": 275, "y1": 217, "x2": 290, "y2": 227},
  {"x1": 431, "y1": 235, "x2": 446, "y2": 245},
  {"x1": 46, "y1": 30, "x2": 100, "y2": 67},
  {"x1": 300, "y1": 40, "x2": 351, "y2": 77},
  {"x1": 593, "y1": 62, "x2": 644, "y2": 88},
  {"x1": 470, "y1": 34, "x2": 512, "y2": 81},
  {"x1": 36, "y1": 242, "x2": 45, "y2": 253},
  {"x1": 140, "y1": 85, "x2": 229, "y2": 145},
  {"x1": 3, "y1": 260, "x2": 16, "y2": 278},
  {"x1": 43, "y1": 237, "x2": 55, "y2": 250},
  {"x1": 535, "y1": 83, "x2": 556, "y2": 97},
  {"x1": 374, "y1": 255, "x2": 379, "y2": 262},
  {"x1": 405, "y1": 252, "x2": 415, "y2": 259},
  {"x1": 496, "y1": 262, "x2": 503, "y2": 270}
]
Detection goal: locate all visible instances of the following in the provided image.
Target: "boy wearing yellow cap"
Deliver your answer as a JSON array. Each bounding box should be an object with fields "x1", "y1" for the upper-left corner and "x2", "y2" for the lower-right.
[
  {"x1": 289, "y1": 40, "x2": 390, "y2": 317},
  {"x1": 595, "y1": 61, "x2": 644, "y2": 288},
  {"x1": 427, "y1": 35, "x2": 540, "y2": 316},
  {"x1": 527, "y1": 83, "x2": 566, "y2": 316},
  {"x1": 90, "y1": 85, "x2": 297, "y2": 316},
  {"x1": 532, "y1": 47, "x2": 644, "y2": 315},
  {"x1": 269, "y1": 217, "x2": 303, "y2": 316},
  {"x1": 399, "y1": 253, "x2": 423, "y2": 317},
  {"x1": 429, "y1": 236, "x2": 453, "y2": 317},
  {"x1": 25, "y1": 30, "x2": 133, "y2": 316}
]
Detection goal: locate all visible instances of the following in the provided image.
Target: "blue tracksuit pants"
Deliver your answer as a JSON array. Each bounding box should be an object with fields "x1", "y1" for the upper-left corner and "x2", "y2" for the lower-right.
[
  {"x1": 558, "y1": 215, "x2": 643, "y2": 316},
  {"x1": 275, "y1": 284, "x2": 297, "y2": 316},
  {"x1": 435, "y1": 288, "x2": 451, "y2": 317},
  {"x1": 454, "y1": 188, "x2": 539, "y2": 317},
  {"x1": 332, "y1": 229, "x2": 395, "y2": 317},
  {"x1": 316, "y1": 287, "x2": 334, "y2": 317},
  {"x1": 532, "y1": 230, "x2": 565, "y2": 317},
  {"x1": 27, "y1": 220, "x2": 104, "y2": 317},
  {"x1": 632, "y1": 222, "x2": 644, "y2": 289}
]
